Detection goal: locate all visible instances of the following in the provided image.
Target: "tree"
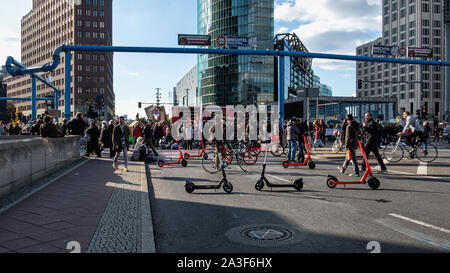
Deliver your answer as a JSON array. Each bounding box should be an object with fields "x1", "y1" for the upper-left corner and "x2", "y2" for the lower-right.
[{"x1": 5, "y1": 101, "x2": 16, "y2": 123}]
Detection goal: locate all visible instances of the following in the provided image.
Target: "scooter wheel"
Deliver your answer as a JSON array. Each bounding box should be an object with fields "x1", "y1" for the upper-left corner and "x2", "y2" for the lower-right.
[
  {"x1": 327, "y1": 176, "x2": 338, "y2": 189},
  {"x1": 181, "y1": 159, "x2": 188, "y2": 167},
  {"x1": 282, "y1": 161, "x2": 289, "y2": 169},
  {"x1": 255, "y1": 180, "x2": 264, "y2": 191},
  {"x1": 368, "y1": 177, "x2": 381, "y2": 190},
  {"x1": 202, "y1": 153, "x2": 208, "y2": 160},
  {"x1": 158, "y1": 160, "x2": 165, "y2": 168},
  {"x1": 294, "y1": 179, "x2": 303, "y2": 192},
  {"x1": 308, "y1": 161, "x2": 316, "y2": 170},
  {"x1": 185, "y1": 181, "x2": 195, "y2": 194},
  {"x1": 223, "y1": 182, "x2": 233, "y2": 194}
]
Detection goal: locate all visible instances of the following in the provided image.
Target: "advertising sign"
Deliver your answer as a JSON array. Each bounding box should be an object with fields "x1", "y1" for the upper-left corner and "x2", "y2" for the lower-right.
[
  {"x1": 408, "y1": 47, "x2": 433, "y2": 58},
  {"x1": 178, "y1": 34, "x2": 211, "y2": 46},
  {"x1": 372, "y1": 45, "x2": 399, "y2": 56},
  {"x1": 226, "y1": 36, "x2": 257, "y2": 47}
]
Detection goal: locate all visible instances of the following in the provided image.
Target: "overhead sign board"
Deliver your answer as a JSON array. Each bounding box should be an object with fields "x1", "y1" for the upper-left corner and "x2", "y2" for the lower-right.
[
  {"x1": 47, "y1": 109, "x2": 61, "y2": 118},
  {"x1": 372, "y1": 45, "x2": 399, "y2": 56},
  {"x1": 178, "y1": 34, "x2": 211, "y2": 46},
  {"x1": 408, "y1": 47, "x2": 433, "y2": 58},
  {"x1": 226, "y1": 36, "x2": 257, "y2": 48}
]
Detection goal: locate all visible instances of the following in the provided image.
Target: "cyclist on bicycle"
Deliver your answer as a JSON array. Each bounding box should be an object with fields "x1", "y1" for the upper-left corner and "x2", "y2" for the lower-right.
[{"x1": 399, "y1": 111, "x2": 423, "y2": 158}]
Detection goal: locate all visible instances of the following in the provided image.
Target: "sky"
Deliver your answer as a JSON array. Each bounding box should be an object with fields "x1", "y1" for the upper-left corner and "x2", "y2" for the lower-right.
[{"x1": 0, "y1": 0, "x2": 382, "y2": 118}]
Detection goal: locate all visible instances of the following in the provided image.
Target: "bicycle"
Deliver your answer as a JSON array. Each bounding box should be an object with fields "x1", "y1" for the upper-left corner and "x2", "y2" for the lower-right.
[
  {"x1": 383, "y1": 134, "x2": 438, "y2": 163},
  {"x1": 331, "y1": 135, "x2": 344, "y2": 153},
  {"x1": 202, "y1": 142, "x2": 248, "y2": 174}
]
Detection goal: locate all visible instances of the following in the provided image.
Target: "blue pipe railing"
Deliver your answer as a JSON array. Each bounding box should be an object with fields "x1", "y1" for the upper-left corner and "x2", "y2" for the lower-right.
[{"x1": 5, "y1": 44, "x2": 450, "y2": 121}]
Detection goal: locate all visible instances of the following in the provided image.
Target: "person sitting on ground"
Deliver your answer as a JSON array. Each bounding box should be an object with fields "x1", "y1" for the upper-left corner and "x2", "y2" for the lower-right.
[{"x1": 40, "y1": 116, "x2": 61, "y2": 138}]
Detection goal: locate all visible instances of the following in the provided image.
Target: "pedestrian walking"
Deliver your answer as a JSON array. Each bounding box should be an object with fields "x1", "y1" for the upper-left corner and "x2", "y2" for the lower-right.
[
  {"x1": 361, "y1": 112, "x2": 387, "y2": 173},
  {"x1": 143, "y1": 121, "x2": 159, "y2": 156},
  {"x1": 286, "y1": 118, "x2": 300, "y2": 162},
  {"x1": 338, "y1": 114, "x2": 361, "y2": 177},
  {"x1": 113, "y1": 116, "x2": 131, "y2": 172},
  {"x1": 85, "y1": 121, "x2": 101, "y2": 157}
]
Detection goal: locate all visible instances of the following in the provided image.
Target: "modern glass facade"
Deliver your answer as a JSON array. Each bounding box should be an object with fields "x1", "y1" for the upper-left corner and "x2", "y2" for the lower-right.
[{"x1": 197, "y1": 0, "x2": 274, "y2": 106}]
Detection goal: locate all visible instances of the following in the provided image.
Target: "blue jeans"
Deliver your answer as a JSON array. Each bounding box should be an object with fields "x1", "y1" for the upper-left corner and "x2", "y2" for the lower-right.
[{"x1": 288, "y1": 140, "x2": 298, "y2": 161}]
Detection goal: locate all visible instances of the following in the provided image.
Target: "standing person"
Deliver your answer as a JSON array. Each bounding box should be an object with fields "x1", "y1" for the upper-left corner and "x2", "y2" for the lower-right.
[
  {"x1": 133, "y1": 122, "x2": 143, "y2": 140},
  {"x1": 105, "y1": 120, "x2": 116, "y2": 158},
  {"x1": 11, "y1": 123, "x2": 22, "y2": 135},
  {"x1": 40, "y1": 116, "x2": 61, "y2": 138},
  {"x1": 314, "y1": 120, "x2": 323, "y2": 147},
  {"x1": 67, "y1": 112, "x2": 87, "y2": 136},
  {"x1": 286, "y1": 118, "x2": 300, "y2": 163},
  {"x1": 361, "y1": 112, "x2": 387, "y2": 173},
  {"x1": 143, "y1": 121, "x2": 158, "y2": 156},
  {"x1": 60, "y1": 118, "x2": 69, "y2": 137},
  {"x1": 320, "y1": 119, "x2": 326, "y2": 145},
  {"x1": 0, "y1": 121, "x2": 5, "y2": 136},
  {"x1": 296, "y1": 119, "x2": 308, "y2": 163},
  {"x1": 113, "y1": 116, "x2": 131, "y2": 171},
  {"x1": 338, "y1": 114, "x2": 361, "y2": 177},
  {"x1": 85, "y1": 121, "x2": 101, "y2": 157}
]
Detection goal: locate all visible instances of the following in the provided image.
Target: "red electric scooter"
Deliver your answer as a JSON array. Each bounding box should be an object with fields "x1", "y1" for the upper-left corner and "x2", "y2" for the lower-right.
[
  {"x1": 184, "y1": 140, "x2": 208, "y2": 160},
  {"x1": 158, "y1": 140, "x2": 188, "y2": 168},
  {"x1": 282, "y1": 136, "x2": 316, "y2": 169},
  {"x1": 326, "y1": 140, "x2": 380, "y2": 190}
]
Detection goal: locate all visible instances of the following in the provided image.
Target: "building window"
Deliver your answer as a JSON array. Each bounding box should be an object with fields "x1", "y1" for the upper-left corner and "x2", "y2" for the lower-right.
[{"x1": 86, "y1": 10, "x2": 91, "y2": 16}]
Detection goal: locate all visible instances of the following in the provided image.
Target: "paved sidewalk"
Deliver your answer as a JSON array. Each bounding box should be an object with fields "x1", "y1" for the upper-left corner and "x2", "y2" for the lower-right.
[{"x1": 0, "y1": 156, "x2": 154, "y2": 253}]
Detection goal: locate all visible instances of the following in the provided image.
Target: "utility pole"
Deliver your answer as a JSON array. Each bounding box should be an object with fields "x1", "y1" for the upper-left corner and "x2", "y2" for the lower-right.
[{"x1": 156, "y1": 88, "x2": 161, "y2": 107}]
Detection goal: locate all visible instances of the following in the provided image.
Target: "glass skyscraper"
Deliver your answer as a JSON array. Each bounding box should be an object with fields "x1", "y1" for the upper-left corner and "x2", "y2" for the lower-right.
[{"x1": 197, "y1": 0, "x2": 274, "y2": 106}]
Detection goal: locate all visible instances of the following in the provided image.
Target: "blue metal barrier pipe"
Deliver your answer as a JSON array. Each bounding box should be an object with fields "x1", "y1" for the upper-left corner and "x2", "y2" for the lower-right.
[
  {"x1": 7, "y1": 45, "x2": 450, "y2": 77},
  {"x1": 31, "y1": 75, "x2": 37, "y2": 120},
  {"x1": 0, "y1": 97, "x2": 57, "y2": 101},
  {"x1": 278, "y1": 56, "x2": 285, "y2": 127},
  {"x1": 64, "y1": 51, "x2": 72, "y2": 120}
]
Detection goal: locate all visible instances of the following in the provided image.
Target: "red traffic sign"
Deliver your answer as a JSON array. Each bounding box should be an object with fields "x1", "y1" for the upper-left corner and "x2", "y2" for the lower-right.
[
  {"x1": 217, "y1": 36, "x2": 226, "y2": 46},
  {"x1": 398, "y1": 47, "x2": 407, "y2": 56}
]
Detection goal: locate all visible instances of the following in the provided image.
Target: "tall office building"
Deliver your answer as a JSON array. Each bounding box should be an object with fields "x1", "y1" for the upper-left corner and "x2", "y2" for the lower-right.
[
  {"x1": 197, "y1": 0, "x2": 274, "y2": 106},
  {"x1": 176, "y1": 65, "x2": 198, "y2": 107},
  {"x1": 3, "y1": 0, "x2": 114, "y2": 120},
  {"x1": 357, "y1": 0, "x2": 445, "y2": 119}
]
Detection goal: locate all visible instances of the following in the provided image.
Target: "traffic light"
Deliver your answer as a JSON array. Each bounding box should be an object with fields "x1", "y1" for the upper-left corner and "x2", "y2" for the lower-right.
[
  {"x1": 357, "y1": 79, "x2": 363, "y2": 89},
  {"x1": 422, "y1": 107, "x2": 428, "y2": 118},
  {"x1": 416, "y1": 109, "x2": 421, "y2": 118},
  {"x1": 138, "y1": 102, "x2": 142, "y2": 109}
]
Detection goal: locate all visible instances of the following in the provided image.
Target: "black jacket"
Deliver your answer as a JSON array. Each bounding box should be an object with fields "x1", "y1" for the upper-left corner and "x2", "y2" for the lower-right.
[
  {"x1": 143, "y1": 125, "x2": 153, "y2": 140},
  {"x1": 113, "y1": 124, "x2": 131, "y2": 150},
  {"x1": 85, "y1": 125, "x2": 100, "y2": 144},
  {"x1": 345, "y1": 120, "x2": 360, "y2": 150},
  {"x1": 363, "y1": 119, "x2": 381, "y2": 147},
  {"x1": 40, "y1": 123, "x2": 61, "y2": 138},
  {"x1": 68, "y1": 117, "x2": 87, "y2": 136}
]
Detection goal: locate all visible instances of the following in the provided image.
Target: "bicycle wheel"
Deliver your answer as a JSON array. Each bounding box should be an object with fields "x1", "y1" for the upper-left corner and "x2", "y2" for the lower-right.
[
  {"x1": 416, "y1": 143, "x2": 438, "y2": 163},
  {"x1": 236, "y1": 153, "x2": 248, "y2": 173},
  {"x1": 331, "y1": 140, "x2": 342, "y2": 153},
  {"x1": 241, "y1": 149, "x2": 258, "y2": 165},
  {"x1": 202, "y1": 152, "x2": 220, "y2": 174},
  {"x1": 270, "y1": 143, "x2": 285, "y2": 157},
  {"x1": 383, "y1": 143, "x2": 404, "y2": 163}
]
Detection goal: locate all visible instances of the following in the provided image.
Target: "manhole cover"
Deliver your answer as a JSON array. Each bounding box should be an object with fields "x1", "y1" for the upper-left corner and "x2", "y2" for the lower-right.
[{"x1": 226, "y1": 224, "x2": 307, "y2": 247}]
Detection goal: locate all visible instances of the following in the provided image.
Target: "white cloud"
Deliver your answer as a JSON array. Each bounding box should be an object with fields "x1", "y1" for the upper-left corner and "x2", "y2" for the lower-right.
[
  {"x1": 122, "y1": 70, "x2": 142, "y2": 77},
  {"x1": 0, "y1": 27, "x2": 21, "y2": 66},
  {"x1": 275, "y1": 0, "x2": 382, "y2": 71},
  {"x1": 276, "y1": 26, "x2": 289, "y2": 34},
  {"x1": 343, "y1": 73, "x2": 352, "y2": 78}
]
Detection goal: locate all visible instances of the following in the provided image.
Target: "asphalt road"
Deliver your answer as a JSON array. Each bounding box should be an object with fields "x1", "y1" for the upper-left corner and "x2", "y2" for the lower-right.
[{"x1": 147, "y1": 147, "x2": 450, "y2": 253}]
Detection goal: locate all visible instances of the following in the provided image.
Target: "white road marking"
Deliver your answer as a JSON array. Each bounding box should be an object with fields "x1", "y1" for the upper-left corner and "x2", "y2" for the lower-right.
[
  {"x1": 386, "y1": 169, "x2": 443, "y2": 180},
  {"x1": 376, "y1": 219, "x2": 450, "y2": 251},
  {"x1": 267, "y1": 174, "x2": 291, "y2": 183},
  {"x1": 389, "y1": 213, "x2": 450, "y2": 234},
  {"x1": 416, "y1": 162, "x2": 428, "y2": 176}
]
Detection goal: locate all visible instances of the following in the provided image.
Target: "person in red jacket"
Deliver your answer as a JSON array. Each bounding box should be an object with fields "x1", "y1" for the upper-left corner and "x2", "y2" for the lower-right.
[{"x1": 133, "y1": 122, "x2": 143, "y2": 140}]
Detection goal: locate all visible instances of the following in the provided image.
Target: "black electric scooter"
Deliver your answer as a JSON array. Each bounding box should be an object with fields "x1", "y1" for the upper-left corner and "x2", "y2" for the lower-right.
[
  {"x1": 185, "y1": 148, "x2": 233, "y2": 194},
  {"x1": 255, "y1": 141, "x2": 303, "y2": 192}
]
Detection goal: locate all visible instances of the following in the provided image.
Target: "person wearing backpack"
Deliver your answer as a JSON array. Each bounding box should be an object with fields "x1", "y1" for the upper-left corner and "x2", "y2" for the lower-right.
[{"x1": 361, "y1": 112, "x2": 387, "y2": 173}]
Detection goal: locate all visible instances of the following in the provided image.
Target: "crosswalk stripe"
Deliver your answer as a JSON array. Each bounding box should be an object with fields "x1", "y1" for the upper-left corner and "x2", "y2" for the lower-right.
[{"x1": 416, "y1": 161, "x2": 428, "y2": 176}]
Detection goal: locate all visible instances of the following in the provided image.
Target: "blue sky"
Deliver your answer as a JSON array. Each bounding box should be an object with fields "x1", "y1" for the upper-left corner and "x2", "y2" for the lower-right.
[{"x1": 0, "y1": 0, "x2": 383, "y2": 118}]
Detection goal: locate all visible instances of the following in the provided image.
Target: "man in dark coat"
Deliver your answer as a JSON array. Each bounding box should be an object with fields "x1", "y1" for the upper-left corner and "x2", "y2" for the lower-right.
[
  {"x1": 68, "y1": 112, "x2": 87, "y2": 136},
  {"x1": 85, "y1": 121, "x2": 101, "y2": 157},
  {"x1": 112, "y1": 116, "x2": 131, "y2": 171},
  {"x1": 338, "y1": 114, "x2": 361, "y2": 177},
  {"x1": 40, "y1": 116, "x2": 61, "y2": 138},
  {"x1": 361, "y1": 112, "x2": 387, "y2": 173}
]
